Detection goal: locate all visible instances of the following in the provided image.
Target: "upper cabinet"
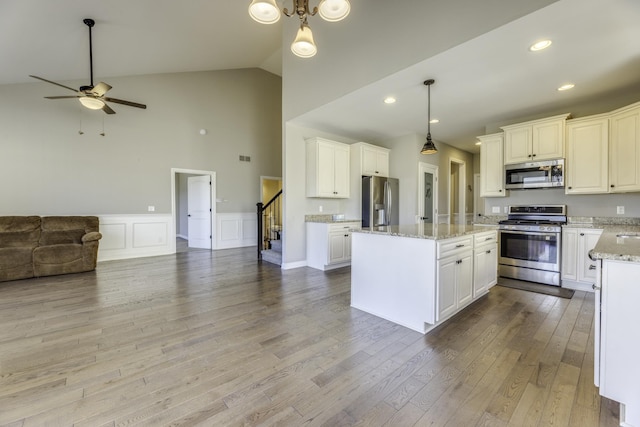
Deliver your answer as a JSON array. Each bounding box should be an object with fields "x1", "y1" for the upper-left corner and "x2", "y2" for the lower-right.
[
  {"x1": 502, "y1": 114, "x2": 570, "y2": 164},
  {"x1": 478, "y1": 133, "x2": 505, "y2": 197},
  {"x1": 565, "y1": 115, "x2": 609, "y2": 194},
  {"x1": 609, "y1": 102, "x2": 640, "y2": 193},
  {"x1": 306, "y1": 137, "x2": 350, "y2": 198},
  {"x1": 351, "y1": 142, "x2": 390, "y2": 177}
]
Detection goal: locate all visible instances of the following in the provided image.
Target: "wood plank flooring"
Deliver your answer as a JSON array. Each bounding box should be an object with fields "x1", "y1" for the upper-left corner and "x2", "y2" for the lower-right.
[{"x1": 0, "y1": 247, "x2": 619, "y2": 426}]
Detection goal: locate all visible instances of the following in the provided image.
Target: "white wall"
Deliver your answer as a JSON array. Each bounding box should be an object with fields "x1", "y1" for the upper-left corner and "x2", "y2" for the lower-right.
[{"x1": 0, "y1": 68, "x2": 281, "y2": 217}]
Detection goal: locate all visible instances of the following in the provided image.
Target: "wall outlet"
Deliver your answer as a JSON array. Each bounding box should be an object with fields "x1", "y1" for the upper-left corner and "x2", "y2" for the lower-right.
[
  {"x1": 147, "y1": 205, "x2": 155, "y2": 212},
  {"x1": 617, "y1": 206, "x2": 625, "y2": 214},
  {"x1": 319, "y1": 205, "x2": 323, "y2": 212},
  {"x1": 504, "y1": 206, "x2": 508, "y2": 213},
  {"x1": 492, "y1": 206, "x2": 500, "y2": 213}
]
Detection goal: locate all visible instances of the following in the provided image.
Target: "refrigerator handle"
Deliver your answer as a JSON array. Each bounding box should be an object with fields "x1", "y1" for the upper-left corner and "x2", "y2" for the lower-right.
[{"x1": 384, "y1": 181, "x2": 391, "y2": 225}]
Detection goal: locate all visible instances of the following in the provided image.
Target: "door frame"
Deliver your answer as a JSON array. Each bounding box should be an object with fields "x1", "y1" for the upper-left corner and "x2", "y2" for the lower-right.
[
  {"x1": 448, "y1": 157, "x2": 466, "y2": 225},
  {"x1": 171, "y1": 168, "x2": 217, "y2": 253},
  {"x1": 418, "y1": 162, "x2": 438, "y2": 224}
]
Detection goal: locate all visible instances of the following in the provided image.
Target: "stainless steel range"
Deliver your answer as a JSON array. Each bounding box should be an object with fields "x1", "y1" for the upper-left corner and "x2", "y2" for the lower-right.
[{"x1": 498, "y1": 205, "x2": 567, "y2": 286}]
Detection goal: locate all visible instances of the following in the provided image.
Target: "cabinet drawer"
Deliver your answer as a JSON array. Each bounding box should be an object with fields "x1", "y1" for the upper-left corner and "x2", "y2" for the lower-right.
[
  {"x1": 328, "y1": 222, "x2": 360, "y2": 233},
  {"x1": 437, "y1": 235, "x2": 473, "y2": 259},
  {"x1": 474, "y1": 230, "x2": 497, "y2": 247}
]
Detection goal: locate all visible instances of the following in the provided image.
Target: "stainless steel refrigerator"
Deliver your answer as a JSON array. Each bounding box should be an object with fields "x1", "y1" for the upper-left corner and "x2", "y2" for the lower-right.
[{"x1": 362, "y1": 176, "x2": 399, "y2": 227}]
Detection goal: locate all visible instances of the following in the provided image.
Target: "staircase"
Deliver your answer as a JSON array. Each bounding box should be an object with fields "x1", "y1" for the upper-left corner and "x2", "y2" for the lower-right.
[
  {"x1": 261, "y1": 238, "x2": 282, "y2": 266},
  {"x1": 257, "y1": 190, "x2": 282, "y2": 266}
]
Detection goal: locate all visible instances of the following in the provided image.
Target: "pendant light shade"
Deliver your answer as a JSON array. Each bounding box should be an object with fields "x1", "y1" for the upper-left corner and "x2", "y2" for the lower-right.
[
  {"x1": 421, "y1": 79, "x2": 437, "y2": 155},
  {"x1": 291, "y1": 20, "x2": 317, "y2": 58},
  {"x1": 318, "y1": 0, "x2": 351, "y2": 22},
  {"x1": 79, "y1": 96, "x2": 105, "y2": 110},
  {"x1": 248, "y1": 0, "x2": 281, "y2": 24}
]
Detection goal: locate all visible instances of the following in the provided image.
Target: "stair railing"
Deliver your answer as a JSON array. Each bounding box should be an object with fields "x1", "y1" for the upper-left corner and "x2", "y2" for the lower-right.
[{"x1": 256, "y1": 189, "x2": 282, "y2": 260}]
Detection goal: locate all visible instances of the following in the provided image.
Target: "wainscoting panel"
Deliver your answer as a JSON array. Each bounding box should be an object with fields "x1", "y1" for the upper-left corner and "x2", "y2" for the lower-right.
[
  {"x1": 217, "y1": 213, "x2": 257, "y2": 249},
  {"x1": 98, "y1": 214, "x2": 173, "y2": 262}
]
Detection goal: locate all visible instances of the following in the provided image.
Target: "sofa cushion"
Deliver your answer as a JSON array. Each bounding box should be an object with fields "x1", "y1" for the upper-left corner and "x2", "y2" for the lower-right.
[
  {"x1": 0, "y1": 216, "x2": 41, "y2": 248},
  {"x1": 33, "y1": 244, "x2": 85, "y2": 277},
  {"x1": 39, "y1": 229, "x2": 86, "y2": 245},
  {"x1": 0, "y1": 247, "x2": 35, "y2": 281}
]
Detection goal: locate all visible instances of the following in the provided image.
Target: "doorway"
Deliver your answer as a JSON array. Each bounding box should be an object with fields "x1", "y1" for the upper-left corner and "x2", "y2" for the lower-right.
[
  {"x1": 171, "y1": 168, "x2": 216, "y2": 253},
  {"x1": 418, "y1": 162, "x2": 438, "y2": 224},
  {"x1": 449, "y1": 158, "x2": 466, "y2": 225}
]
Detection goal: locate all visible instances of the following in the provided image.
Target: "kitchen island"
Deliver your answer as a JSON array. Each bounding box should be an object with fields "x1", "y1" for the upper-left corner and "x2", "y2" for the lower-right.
[
  {"x1": 351, "y1": 224, "x2": 497, "y2": 334},
  {"x1": 589, "y1": 226, "x2": 640, "y2": 427}
]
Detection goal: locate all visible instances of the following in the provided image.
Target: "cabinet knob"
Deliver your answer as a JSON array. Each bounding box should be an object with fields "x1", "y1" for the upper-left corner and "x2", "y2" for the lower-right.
[
  {"x1": 532, "y1": 154, "x2": 536, "y2": 157},
  {"x1": 580, "y1": 233, "x2": 585, "y2": 236},
  {"x1": 486, "y1": 250, "x2": 491, "y2": 254},
  {"x1": 568, "y1": 186, "x2": 572, "y2": 190},
  {"x1": 499, "y1": 189, "x2": 502, "y2": 192},
  {"x1": 592, "y1": 284, "x2": 601, "y2": 291},
  {"x1": 455, "y1": 244, "x2": 465, "y2": 248},
  {"x1": 611, "y1": 184, "x2": 615, "y2": 188},
  {"x1": 589, "y1": 265, "x2": 596, "y2": 270}
]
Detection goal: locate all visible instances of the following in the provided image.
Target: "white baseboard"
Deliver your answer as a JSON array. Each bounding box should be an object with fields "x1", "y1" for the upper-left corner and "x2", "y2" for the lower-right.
[
  {"x1": 281, "y1": 260, "x2": 308, "y2": 270},
  {"x1": 561, "y1": 279, "x2": 595, "y2": 292}
]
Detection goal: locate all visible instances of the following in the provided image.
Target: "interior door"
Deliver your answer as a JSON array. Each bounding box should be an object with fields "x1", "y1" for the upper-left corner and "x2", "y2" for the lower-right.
[{"x1": 187, "y1": 175, "x2": 211, "y2": 249}]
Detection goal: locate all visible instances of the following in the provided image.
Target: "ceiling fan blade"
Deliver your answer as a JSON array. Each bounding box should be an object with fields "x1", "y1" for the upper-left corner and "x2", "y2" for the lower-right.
[
  {"x1": 91, "y1": 82, "x2": 112, "y2": 97},
  {"x1": 29, "y1": 75, "x2": 79, "y2": 93},
  {"x1": 102, "y1": 103, "x2": 116, "y2": 114},
  {"x1": 44, "y1": 96, "x2": 82, "y2": 99},
  {"x1": 104, "y1": 97, "x2": 147, "y2": 109}
]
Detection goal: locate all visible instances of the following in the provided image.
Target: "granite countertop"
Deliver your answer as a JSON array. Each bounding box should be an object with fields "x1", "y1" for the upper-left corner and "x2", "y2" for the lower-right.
[
  {"x1": 305, "y1": 214, "x2": 361, "y2": 224},
  {"x1": 353, "y1": 223, "x2": 496, "y2": 240},
  {"x1": 589, "y1": 225, "x2": 640, "y2": 262}
]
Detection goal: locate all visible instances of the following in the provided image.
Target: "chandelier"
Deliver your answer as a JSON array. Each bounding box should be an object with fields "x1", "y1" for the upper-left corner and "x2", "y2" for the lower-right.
[{"x1": 249, "y1": 0, "x2": 351, "y2": 58}]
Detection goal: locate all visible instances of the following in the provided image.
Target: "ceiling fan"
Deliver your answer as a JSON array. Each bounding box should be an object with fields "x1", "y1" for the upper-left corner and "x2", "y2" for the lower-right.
[{"x1": 30, "y1": 18, "x2": 146, "y2": 114}]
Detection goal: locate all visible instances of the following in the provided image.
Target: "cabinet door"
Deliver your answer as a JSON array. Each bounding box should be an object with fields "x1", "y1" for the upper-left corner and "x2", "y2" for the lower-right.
[
  {"x1": 561, "y1": 228, "x2": 579, "y2": 281},
  {"x1": 487, "y1": 245, "x2": 498, "y2": 289},
  {"x1": 328, "y1": 232, "x2": 347, "y2": 264},
  {"x1": 577, "y1": 229, "x2": 603, "y2": 283},
  {"x1": 610, "y1": 106, "x2": 640, "y2": 193},
  {"x1": 457, "y1": 253, "x2": 473, "y2": 307},
  {"x1": 332, "y1": 144, "x2": 350, "y2": 197},
  {"x1": 532, "y1": 120, "x2": 564, "y2": 160},
  {"x1": 566, "y1": 118, "x2": 609, "y2": 194},
  {"x1": 316, "y1": 142, "x2": 337, "y2": 197},
  {"x1": 479, "y1": 133, "x2": 505, "y2": 197},
  {"x1": 437, "y1": 257, "x2": 457, "y2": 321},
  {"x1": 474, "y1": 244, "x2": 497, "y2": 298},
  {"x1": 504, "y1": 127, "x2": 532, "y2": 164}
]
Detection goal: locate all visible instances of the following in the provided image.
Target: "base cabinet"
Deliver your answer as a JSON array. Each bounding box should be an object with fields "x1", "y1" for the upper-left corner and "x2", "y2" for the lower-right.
[
  {"x1": 436, "y1": 236, "x2": 473, "y2": 322},
  {"x1": 561, "y1": 227, "x2": 602, "y2": 290},
  {"x1": 307, "y1": 222, "x2": 360, "y2": 270},
  {"x1": 473, "y1": 230, "x2": 498, "y2": 298}
]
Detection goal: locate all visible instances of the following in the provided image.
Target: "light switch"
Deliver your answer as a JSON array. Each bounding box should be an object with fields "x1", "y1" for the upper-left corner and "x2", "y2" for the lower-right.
[
  {"x1": 617, "y1": 206, "x2": 625, "y2": 214},
  {"x1": 492, "y1": 206, "x2": 500, "y2": 213},
  {"x1": 148, "y1": 206, "x2": 155, "y2": 212}
]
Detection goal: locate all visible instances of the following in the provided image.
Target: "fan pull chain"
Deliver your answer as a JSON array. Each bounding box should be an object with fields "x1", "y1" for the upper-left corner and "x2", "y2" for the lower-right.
[{"x1": 100, "y1": 116, "x2": 106, "y2": 136}]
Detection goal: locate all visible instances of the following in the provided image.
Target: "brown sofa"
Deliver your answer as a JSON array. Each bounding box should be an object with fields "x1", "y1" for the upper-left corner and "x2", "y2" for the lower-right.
[{"x1": 0, "y1": 216, "x2": 102, "y2": 282}]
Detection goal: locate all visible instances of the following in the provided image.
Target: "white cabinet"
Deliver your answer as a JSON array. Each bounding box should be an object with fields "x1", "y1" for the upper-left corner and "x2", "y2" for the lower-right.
[
  {"x1": 565, "y1": 116, "x2": 609, "y2": 194},
  {"x1": 502, "y1": 114, "x2": 569, "y2": 164},
  {"x1": 561, "y1": 227, "x2": 602, "y2": 290},
  {"x1": 306, "y1": 137, "x2": 350, "y2": 198},
  {"x1": 436, "y1": 235, "x2": 473, "y2": 322},
  {"x1": 306, "y1": 221, "x2": 360, "y2": 270},
  {"x1": 609, "y1": 101, "x2": 640, "y2": 193},
  {"x1": 596, "y1": 260, "x2": 640, "y2": 427},
  {"x1": 351, "y1": 142, "x2": 389, "y2": 177},
  {"x1": 473, "y1": 230, "x2": 498, "y2": 298},
  {"x1": 478, "y1": 133, "x2": 505, "y2": 197}
]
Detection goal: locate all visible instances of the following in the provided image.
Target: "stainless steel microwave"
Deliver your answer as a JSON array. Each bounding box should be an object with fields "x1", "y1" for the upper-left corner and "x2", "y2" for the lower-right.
[{"x1": 505, "y1": 159, "x2": 564, "y2": 189}]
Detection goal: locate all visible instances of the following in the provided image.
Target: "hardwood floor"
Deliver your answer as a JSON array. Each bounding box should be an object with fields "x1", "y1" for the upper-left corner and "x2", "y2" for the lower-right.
[{"x1": 0, "y1": 247, "x2": 619, "y2": 426}]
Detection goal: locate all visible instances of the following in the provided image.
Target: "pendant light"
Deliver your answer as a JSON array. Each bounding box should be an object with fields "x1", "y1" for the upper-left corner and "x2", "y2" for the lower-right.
[{"x1": 421, "y1": 79, "x2": 438, "y2": 155}]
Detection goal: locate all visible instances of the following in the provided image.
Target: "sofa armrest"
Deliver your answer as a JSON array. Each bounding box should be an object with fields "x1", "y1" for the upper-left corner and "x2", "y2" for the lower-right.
[{"x1": 82, "y1": 231, "x2": 102, "y2": 243}]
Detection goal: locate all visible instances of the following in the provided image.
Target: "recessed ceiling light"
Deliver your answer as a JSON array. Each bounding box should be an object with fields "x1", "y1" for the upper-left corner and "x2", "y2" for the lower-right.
[
  {"x1": 557, "y1": 83, "x2": 575, "y2": 91},
  {"x1": 429, "y1": 119, "x2": 439, "y2": 124},
  {"x1": 383, "y1": 97, "x2": 396, "y2": 104},
  {"x1": 529, "y1": 40, "x2": 552, "y2": 51}
]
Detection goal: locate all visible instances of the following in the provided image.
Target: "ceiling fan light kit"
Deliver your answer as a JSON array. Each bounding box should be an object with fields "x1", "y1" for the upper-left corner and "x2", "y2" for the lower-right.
[
  {"x1": 249, "y1": 0, "x2": 350, "y2": 58},
  {"x1": 30, "y1": 18, "x2": 147, "y2": 115}
]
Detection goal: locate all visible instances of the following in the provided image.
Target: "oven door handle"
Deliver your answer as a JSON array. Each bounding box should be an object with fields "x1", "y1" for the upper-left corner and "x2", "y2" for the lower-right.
[{"x1": 499, "y1": 230, "x2": 558, "y2": 237}]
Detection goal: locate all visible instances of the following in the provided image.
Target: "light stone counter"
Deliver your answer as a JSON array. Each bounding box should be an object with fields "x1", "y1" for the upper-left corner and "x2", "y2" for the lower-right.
[
  {"x1": 589, "y1": 225, "x2": 640, "y2": 262},
  {"x1": 305, "y1": 214, "x2": 361, "y2": 224},
  {"x1": 354, "y1": 223, "x2": 497, "y2": 240}
]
